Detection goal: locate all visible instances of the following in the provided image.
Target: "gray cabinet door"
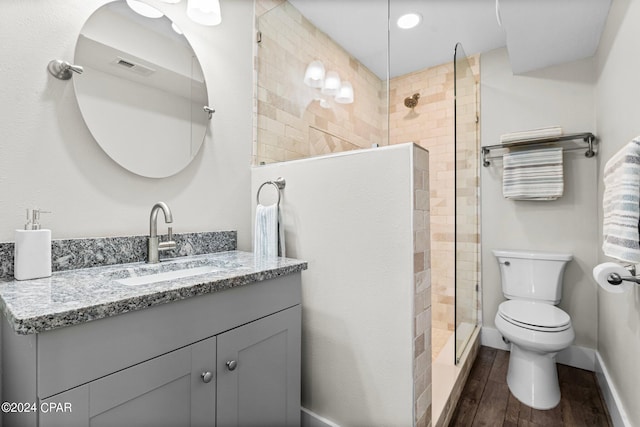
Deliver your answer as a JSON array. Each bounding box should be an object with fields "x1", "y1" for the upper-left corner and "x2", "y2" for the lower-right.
[
  {"x1": 40, "y1": 337, "x2": 216, "y2": 427},
  {"x1": 216, "y1": 305, "x2": 301, "y2": 427}
]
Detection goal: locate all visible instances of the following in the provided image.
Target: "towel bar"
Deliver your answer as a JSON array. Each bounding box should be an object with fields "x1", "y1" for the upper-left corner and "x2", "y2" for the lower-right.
[
  {"x1": 482, "y1": 132, "x2": 597, "y2": 167},
  {"x1": 256, "y1": 177, "x2": 286, "y2": 206}
]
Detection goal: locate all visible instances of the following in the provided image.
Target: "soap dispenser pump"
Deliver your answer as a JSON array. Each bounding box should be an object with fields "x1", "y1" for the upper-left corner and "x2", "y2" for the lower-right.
[{"x1": 14, "y1": 209, "x2": 52, "y2": 281}]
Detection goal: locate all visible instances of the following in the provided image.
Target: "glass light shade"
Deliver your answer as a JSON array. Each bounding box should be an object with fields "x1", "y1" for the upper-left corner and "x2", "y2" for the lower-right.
[
  {"x1": 397, "y1": 13, "x2": 422, "y2": 29},
  {"x1": 335, "y1": 81, "x2": 354, "y2": 104},
  {"x1": 126, "y1": 0, "x2": 164, "y2": 18},
  {"x1": 303, "y1": 60, "x2": 325, "y2": 88},
  {"x1": 321, "y1": 71, "x2": 341, "y2": 96},
  {"x1": 187, "y1": 0, "x2": 222, "y2": 26}
]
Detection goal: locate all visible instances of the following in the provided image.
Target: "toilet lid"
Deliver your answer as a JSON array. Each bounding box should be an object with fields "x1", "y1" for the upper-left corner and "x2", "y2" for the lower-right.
[{"x1": 498, "y1": 300, "x2": 571, "y2": 332}]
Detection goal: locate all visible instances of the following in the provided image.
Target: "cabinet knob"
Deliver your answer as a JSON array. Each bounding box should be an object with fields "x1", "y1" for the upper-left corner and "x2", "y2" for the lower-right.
[
  {"x1": 226, "y1": 360, "x2": 237, "y2": 371},
  {"x1": 201, "y1": 371, "x2": 213, "y2": 383}
]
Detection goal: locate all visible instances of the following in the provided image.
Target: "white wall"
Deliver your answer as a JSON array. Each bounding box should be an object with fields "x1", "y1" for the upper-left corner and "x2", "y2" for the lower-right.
[
  {"x1": 0, "y1": 0, "x2": 254, "y2": 249},
  {"x1": 480, "y1": 48, "x2": 599, "y2": 349},
  {"x1": 251, "y1": 145, "x2": 416, "y2": 427},
  {"x1": 595, "y1": 0, "x2": 640, "y2": 424}
]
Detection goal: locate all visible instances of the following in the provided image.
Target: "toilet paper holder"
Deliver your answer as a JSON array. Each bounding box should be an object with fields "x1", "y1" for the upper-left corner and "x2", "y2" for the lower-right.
[{"x1": 607, "y1": 264, "x2": 640, "y2": 286}]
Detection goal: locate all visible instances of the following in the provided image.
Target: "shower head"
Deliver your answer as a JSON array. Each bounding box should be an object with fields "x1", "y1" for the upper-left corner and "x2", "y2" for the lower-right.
[{"x1": 404, "y1": 93, "x2": 420, "y2": 109}]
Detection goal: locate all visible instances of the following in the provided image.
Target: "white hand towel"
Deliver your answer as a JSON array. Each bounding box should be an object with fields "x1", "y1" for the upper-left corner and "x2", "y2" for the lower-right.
[
  {"x1": 502, "y1": 147, "x2": 564, "y2": 200},
  {"x1": 278, "y1": 206, "x2": 286, "y2": 258},
  {"x1": 254, "y1": 204, "x2": 279, "y2": 259},
  {"x1": 602, "y1": 138, "x2": 640, "y2": 262},
  {"x1": 255, "y1": 204, "x2": 278, "y2": 259}
]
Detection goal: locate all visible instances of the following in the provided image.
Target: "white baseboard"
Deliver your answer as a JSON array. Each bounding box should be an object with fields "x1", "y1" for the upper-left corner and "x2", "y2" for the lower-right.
[
  {"x1": 480, "y1": 326, "x2": 595, "y2": 371},
  {"x1": 556, "y1": 343, "x2": 595, "y2": 371},
  {"x1": 596, "y1": 352, "x2": 631, "y2": 427},
  {"x1": 480, "y1": 326, "x2": 510, "y2": 351},
  {"x1": 301, "y1": 408, "x2": 341, "y2": 427}
]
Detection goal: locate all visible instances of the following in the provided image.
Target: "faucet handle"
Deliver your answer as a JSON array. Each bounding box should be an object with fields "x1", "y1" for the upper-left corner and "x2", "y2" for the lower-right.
[{"x1": 158, "y1": 227, "x2": 176, "y2": 252}]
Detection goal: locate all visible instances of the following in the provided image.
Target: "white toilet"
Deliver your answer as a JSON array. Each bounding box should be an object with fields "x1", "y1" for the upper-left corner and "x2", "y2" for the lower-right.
[{"x1": 493, "y1": 249, "x2": 574, "y2": 410}]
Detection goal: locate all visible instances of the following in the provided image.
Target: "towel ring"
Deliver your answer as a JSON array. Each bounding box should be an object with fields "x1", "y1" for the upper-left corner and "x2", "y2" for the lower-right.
[{"x1": 256, "y1": 177, "x2": 286, "y2": 206}]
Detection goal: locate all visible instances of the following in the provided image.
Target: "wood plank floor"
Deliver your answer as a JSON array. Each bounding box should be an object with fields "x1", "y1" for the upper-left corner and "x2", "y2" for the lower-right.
[{"x1": 449, "y1": 346, "x2": 613, "y2": 427}]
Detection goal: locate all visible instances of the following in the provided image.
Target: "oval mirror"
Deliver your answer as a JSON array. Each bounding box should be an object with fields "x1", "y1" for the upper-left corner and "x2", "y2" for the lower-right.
[{"x1": 73, "y1": 0, "x2": 209, "y2": 178}]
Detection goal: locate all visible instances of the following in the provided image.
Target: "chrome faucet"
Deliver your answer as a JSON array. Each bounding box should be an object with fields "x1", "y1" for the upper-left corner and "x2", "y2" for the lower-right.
[{"x1": 148, "y1": 202, "x2": 176, "y2": 263}]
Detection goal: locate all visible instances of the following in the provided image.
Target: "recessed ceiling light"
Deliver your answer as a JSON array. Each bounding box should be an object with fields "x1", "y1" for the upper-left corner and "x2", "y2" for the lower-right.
[{"x1": 397, "y1": 13, "x2": 422, "y2": 30}]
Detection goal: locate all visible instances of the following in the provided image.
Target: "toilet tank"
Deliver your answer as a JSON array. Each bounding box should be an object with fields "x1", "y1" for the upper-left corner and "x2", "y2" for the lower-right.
[{"x1": 492, "y1": 249, "x2": 572, "y2": 304}]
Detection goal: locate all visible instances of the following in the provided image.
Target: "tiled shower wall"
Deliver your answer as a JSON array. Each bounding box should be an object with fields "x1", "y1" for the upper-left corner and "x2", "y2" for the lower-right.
[
  {"x1": 255, "y1": 0, "x2": 387, "y2": 165},
  {"x1": 413, "y1": 145, "x2": 432, "y2": 427},
  {"x1": 389, "y1": 57, "x2": 480, "y2": 334}
]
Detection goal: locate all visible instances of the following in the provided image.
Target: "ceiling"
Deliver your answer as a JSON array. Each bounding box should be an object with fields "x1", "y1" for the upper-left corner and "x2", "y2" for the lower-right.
[{"x1": 287, "y1": 0, "x2": 611, "y2": 79}]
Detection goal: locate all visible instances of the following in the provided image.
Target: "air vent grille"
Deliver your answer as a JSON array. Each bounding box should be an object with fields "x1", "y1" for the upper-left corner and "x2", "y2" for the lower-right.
[
  {"x1": 111, "y1": 57, "x2": 155, "y2": 76},
  {"x1": 117, "y1": 59, "x2": 135, "y2": 68}
]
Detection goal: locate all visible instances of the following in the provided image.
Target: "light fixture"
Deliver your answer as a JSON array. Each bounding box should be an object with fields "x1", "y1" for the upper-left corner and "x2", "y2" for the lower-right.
[
  {"x1": 397, "y1": 13, "x2": 422, "y2": 29},
  {"x1": 126, "y1": 0, "x2": 164, "y2": 18},
  {"x1": 305, "y1": 61, "x2": 354, "y2": 106},
  {"x1": 335, "y1": 82, "x2": 354, "y2": 104},
  {"x1": 187, "y1": 0, "x2": 222, "y2": 26},
  {"x1": 303, "y1": 60, "x2": 325, "y2": 88},
  {"x1": 321, "y1": 71, "x2": 341, "y2": 96}
]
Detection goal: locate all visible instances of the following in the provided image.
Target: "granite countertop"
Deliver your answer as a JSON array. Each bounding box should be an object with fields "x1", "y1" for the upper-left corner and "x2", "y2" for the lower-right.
[{"x1": 0, "y1": 251, "x2": 307, "y2": 335}]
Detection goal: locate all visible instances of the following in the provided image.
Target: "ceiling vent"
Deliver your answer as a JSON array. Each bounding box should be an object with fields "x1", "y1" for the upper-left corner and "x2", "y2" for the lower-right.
[{"x1": 111, "y1": 57, "x2": 155, "y2": 76}]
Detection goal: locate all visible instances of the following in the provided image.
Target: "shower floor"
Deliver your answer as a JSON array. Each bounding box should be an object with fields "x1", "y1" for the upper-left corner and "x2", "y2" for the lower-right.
[
  {"x1": 432, "y1": 327, "x2": 454, "y2": 362},
  {"x1": 432, "y1": 323, "x2": 479, "y2": 426}
]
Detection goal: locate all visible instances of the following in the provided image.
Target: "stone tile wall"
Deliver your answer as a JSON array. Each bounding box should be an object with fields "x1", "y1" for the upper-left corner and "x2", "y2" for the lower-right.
[
  {"x1": 255, "y1": 1, "x2": 387, "y2": 164},
  {"x1": 413, "y1": 145, "x2": 432, "y2": 427}
]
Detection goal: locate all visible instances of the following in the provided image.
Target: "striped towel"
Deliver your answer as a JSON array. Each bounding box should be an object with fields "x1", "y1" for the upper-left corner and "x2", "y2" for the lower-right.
[
  {"x1": 602, "y1": 138, "x2": 640, "y2": 262},
  {"x1": 500, "y1": 127, "x2": 563, "y2": 143},
  {"x1": 503, "y1": 147, "x2": 564, "y2": 200}
]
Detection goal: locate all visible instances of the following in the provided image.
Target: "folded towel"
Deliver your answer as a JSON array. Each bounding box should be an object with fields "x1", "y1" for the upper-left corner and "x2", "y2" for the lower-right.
[
  {"x1": 602, "y1": 138, "x2": 640, "y2": 262},
  {"x1": 255, "y1": 204, "x2": 278, "y2": 259},
  {"x1": 254, "y1": 204, "x2": 285, "y2": 259},
  {"x1": 502, "y1": 147, "x2": 564, "y2": 200},
  {"x1": 278, "y1": 206, "x2": 286, "y2": 258},
  {"x1": 500, "y1": 127, "x2": 563, "y2": 143}
]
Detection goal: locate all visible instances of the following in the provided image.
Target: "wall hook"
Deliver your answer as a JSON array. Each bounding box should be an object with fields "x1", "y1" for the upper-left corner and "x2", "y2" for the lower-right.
[
  {"x1": 47, "y1": 60, "x2": 84, "y2": 80},
  {"x1": 204, "y1": 106, "x2": 215, "y2": 120}
]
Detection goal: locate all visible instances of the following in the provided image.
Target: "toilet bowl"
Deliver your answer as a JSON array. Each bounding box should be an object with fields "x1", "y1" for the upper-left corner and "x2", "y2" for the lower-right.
[
  {"x1": 492, "y1": 249, "x2": 574, "y2": 410},
  {"x1": 495, "y1": 300, "x2": 574, "y2": 409}
]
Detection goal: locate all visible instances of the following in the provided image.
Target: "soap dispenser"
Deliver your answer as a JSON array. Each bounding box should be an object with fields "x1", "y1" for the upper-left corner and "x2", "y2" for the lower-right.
[{"x1": 14, "y1": 209, "x2": 52, "y2": 281}]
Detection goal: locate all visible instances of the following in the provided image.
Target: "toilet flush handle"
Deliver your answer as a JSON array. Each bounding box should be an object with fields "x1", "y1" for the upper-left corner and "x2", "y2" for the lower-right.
[{"x1": 499, "y1": 261, "x2": 510, "y2": 266}]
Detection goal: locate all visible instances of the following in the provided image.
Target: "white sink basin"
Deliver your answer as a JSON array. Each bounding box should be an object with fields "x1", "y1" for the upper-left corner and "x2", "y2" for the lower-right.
[{"x1": 116, "y1": 266, "x2": 220, "y2": 286}]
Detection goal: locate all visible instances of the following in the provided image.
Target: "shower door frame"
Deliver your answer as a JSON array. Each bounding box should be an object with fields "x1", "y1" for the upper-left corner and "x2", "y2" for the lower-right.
[{"x1": 453, "y1": 42, "x2": 481, "y2": 364}]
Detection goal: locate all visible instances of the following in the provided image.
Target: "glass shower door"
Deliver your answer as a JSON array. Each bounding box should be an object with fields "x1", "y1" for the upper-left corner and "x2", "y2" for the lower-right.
[{"x1": 454, "y1": 42, "x2": 480, "y2": 363}]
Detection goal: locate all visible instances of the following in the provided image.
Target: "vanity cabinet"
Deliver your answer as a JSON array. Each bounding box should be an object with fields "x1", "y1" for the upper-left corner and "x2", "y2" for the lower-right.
[
  {"x1": 40, "y1": 336, "x2": 217, "y2": 427},
  {"x1": 2, "y1": 273, "x2": 302, "y2": 427},
  {"x1": 216, "y1": 305, "x2": 300, "y2": 426}
]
